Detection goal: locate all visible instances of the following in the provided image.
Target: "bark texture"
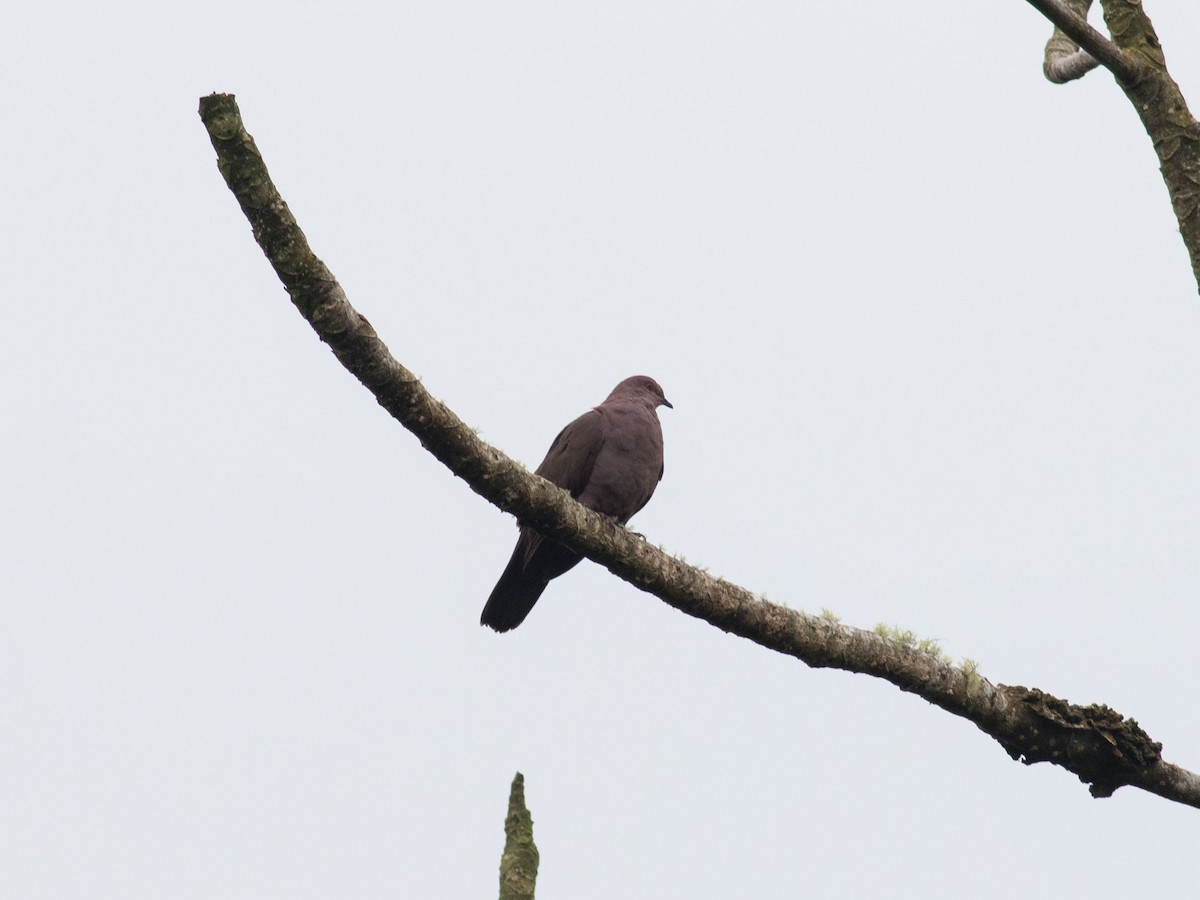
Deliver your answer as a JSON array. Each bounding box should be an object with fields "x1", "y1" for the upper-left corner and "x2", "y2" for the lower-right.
[{"x1": 499, "y1": 773, "x2": 538, "y2": 900}]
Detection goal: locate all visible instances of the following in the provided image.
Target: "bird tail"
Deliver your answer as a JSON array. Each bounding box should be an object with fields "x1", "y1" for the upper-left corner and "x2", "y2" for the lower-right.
[{"x1": 480, "y1": 561, "x2": 549, "y2": 632}]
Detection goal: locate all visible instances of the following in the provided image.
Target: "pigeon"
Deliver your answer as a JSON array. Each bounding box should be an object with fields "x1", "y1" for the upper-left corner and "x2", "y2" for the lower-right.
[{"x1": 480, "y1": 375, "x2": 672, "y2": 632}]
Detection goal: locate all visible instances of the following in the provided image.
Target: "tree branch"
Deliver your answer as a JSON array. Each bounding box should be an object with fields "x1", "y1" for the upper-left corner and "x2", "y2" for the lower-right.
[
  {"x1": 1026, "y1": 0, "x2": 1200, "y2": 291},
  {"x1": 499, "y1": 773, "x2": 538, "y2": 900},
  {"x1": 198, "y1": 92, "x2": 1200, "y2": 809},
  {"x1": 1042, "y1": 0, "x2": 1102, "y2": 84},
  {"x1": 1026, "y1": 0, "x2": 1140, "y2": 84},
  {"x1": 1044, "y1": 46, "x2": 1102, "y2": 84},
  {"x1": 1098, "y1": 0, "x2": 1200, "y2": 289}
]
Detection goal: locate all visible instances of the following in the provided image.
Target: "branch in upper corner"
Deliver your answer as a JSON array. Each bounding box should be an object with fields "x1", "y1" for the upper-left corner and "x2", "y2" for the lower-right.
[
  {"x1": 197, "y1": 93, "x2": 1200, "y2": 809},
  {"x1": 1026, "y1": 0, "x2": 1140, "y2": 84},
  {"x1": 1099, "y1": 1, "x2": 1200, "y2": 290},
  {"x1": 1032, "y1": 0, "x2": 1200, "y2": 292}
]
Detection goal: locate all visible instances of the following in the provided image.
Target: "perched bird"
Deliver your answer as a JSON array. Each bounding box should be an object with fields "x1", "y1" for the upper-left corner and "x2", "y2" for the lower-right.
[{"x1": 480, "y1": 375, "x2": 672, "y2": 632}]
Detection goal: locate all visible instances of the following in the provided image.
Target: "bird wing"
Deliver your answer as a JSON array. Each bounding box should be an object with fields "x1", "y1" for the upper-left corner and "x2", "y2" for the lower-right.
[
  {"x1": 514, "y1": 408, "x2": 606, "y2": 569},
  {"x1": 534, "y1": 407, "x2": 605, "y2": 497}
]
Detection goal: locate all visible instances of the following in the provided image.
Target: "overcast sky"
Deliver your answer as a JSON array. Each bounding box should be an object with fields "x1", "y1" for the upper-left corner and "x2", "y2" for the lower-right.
[{"x1": 5, "y1": 3, "x2": 1200, "y2": 897}]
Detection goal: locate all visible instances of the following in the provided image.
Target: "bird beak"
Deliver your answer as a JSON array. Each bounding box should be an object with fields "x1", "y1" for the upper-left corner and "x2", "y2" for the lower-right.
[{"x1": 661, "y1": 397, "x2": 673, "y2": 409}]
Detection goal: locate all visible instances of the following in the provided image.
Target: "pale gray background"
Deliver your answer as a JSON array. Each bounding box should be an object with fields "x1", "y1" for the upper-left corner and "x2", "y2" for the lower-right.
[{"x1": 4, "y1": 2, "x2": 1199, "y2": 897}]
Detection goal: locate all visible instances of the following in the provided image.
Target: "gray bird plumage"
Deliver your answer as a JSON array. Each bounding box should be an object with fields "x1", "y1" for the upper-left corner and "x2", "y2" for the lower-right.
[{"x1": 480, "y1": 375, "x2": 672, "y2": 632}]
